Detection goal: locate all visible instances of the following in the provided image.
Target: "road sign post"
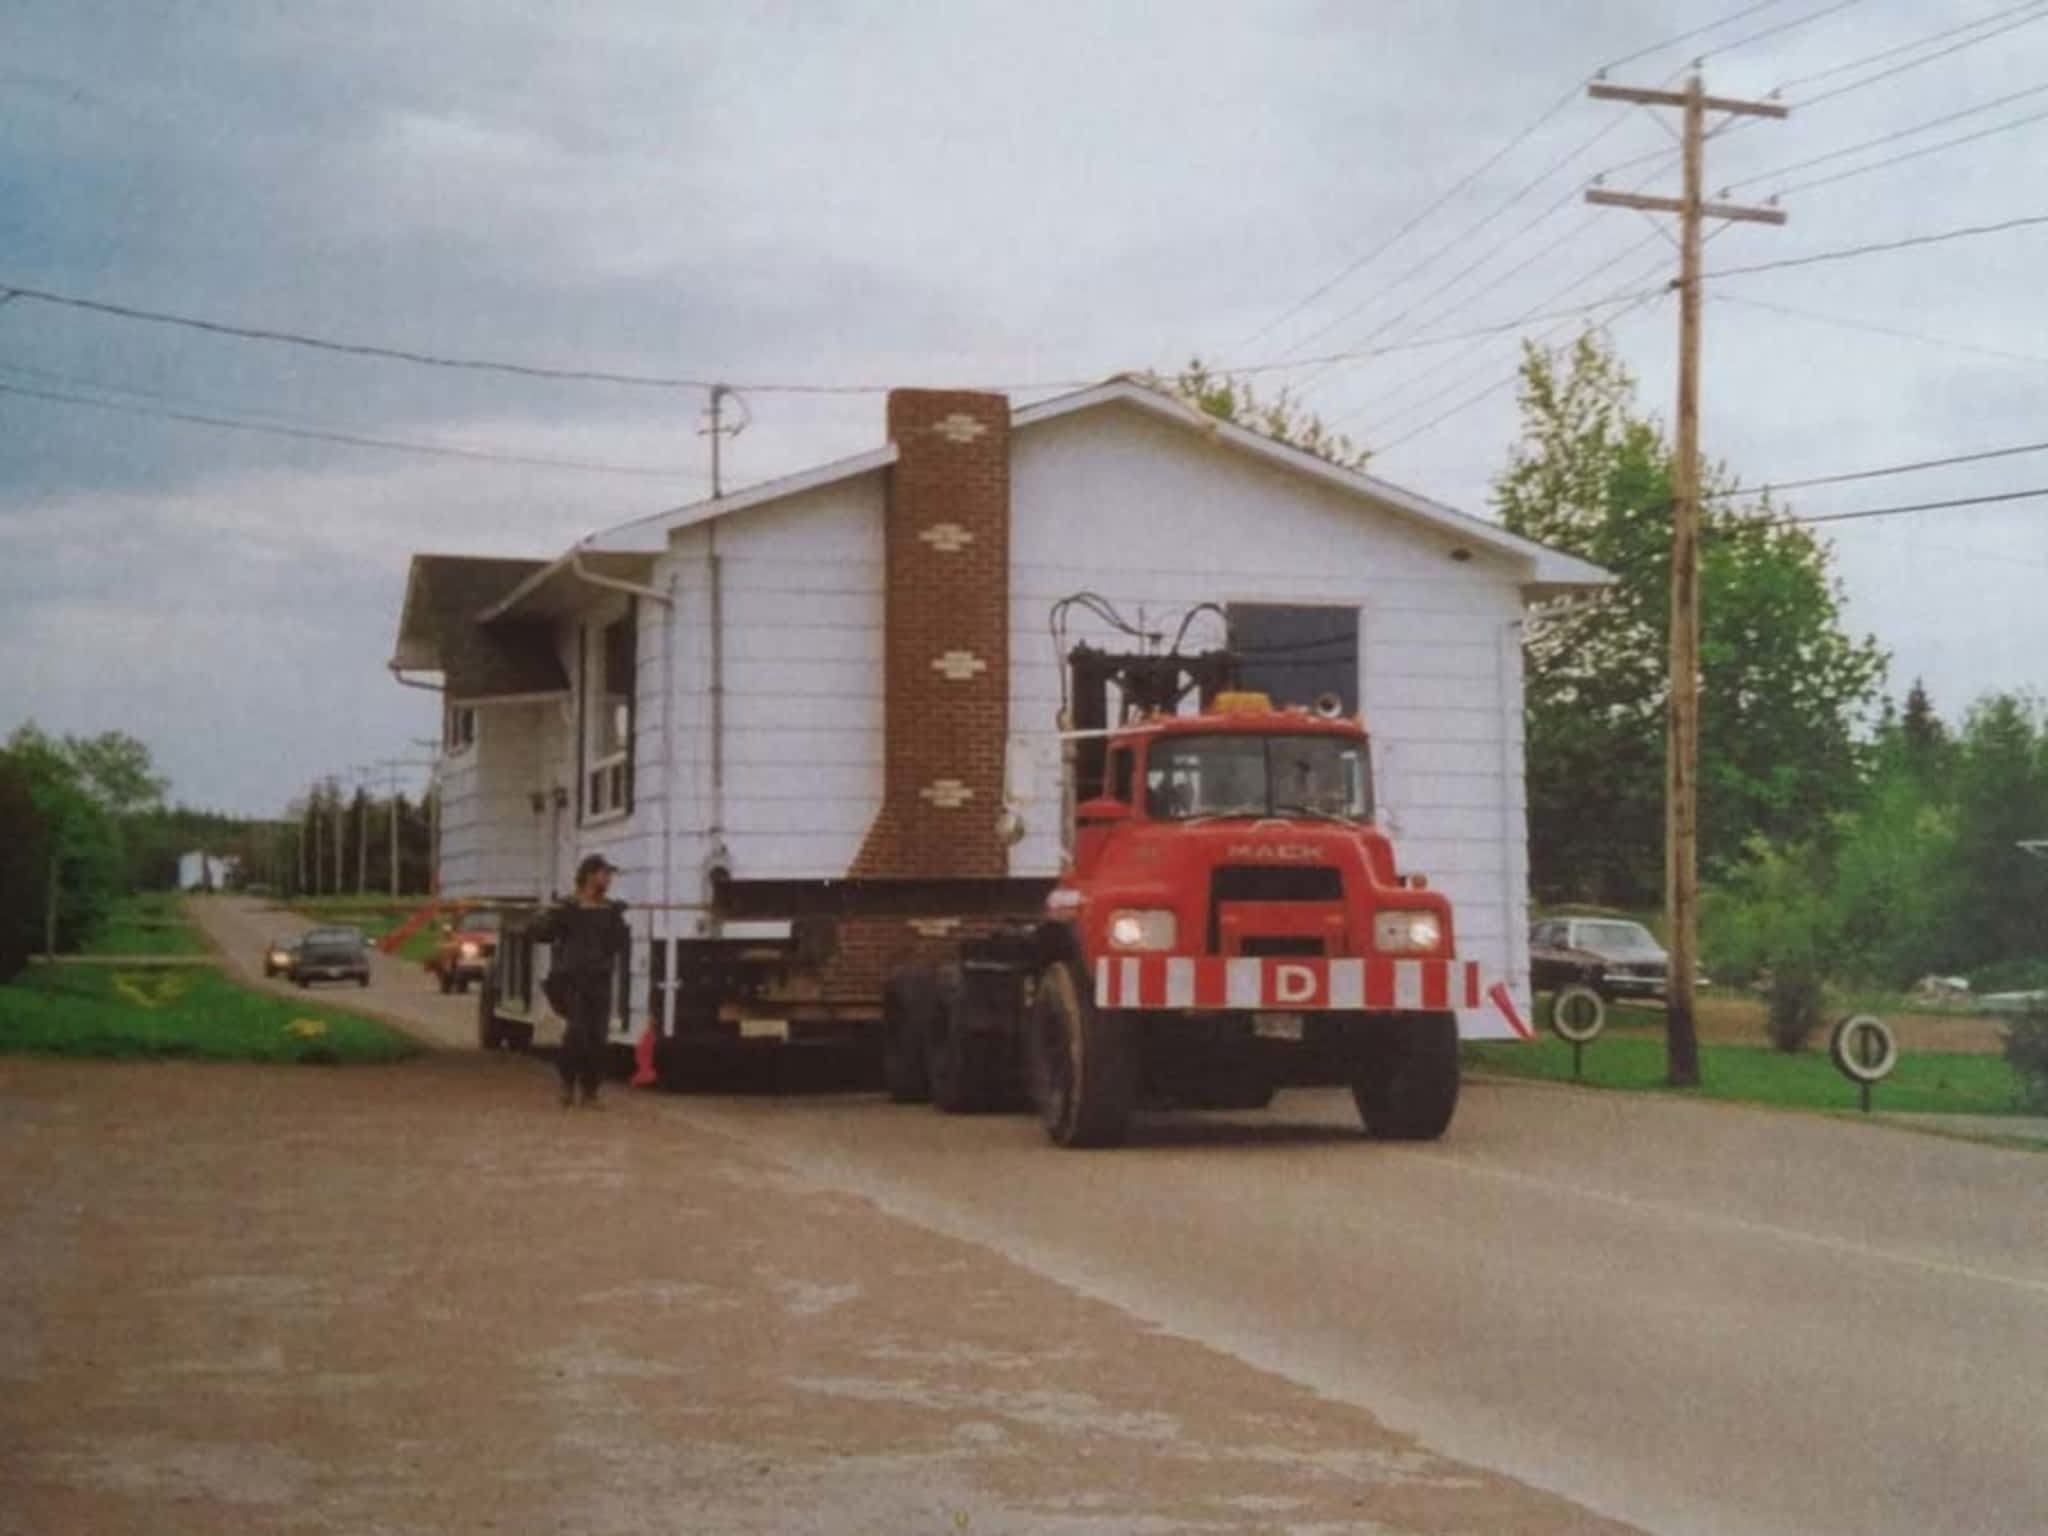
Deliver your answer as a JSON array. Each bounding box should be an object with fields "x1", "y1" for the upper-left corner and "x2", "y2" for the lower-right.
[
  {"x1": 1549, "y1": 984, "x2": 1607, "y2": 1081},
  {"x1": 1829, "y1": 1014, "x2": 1898, "y2": 1113}
]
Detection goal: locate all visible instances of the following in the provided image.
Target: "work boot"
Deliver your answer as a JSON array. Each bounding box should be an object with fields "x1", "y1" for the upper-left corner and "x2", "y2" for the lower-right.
[
  {"x1": 578, "y1": 1082, "x2": 603, "y2": 1109},
  {"x1": 558, "y1": 1081, "x2": 575, "y2": 1109}
]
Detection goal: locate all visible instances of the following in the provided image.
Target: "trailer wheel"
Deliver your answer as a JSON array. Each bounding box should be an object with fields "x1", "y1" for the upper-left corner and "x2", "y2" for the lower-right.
[
  {"x1": 881, "y1": 970, "x2": 935, "y2": 1104},
  {"x1": 928, "y1": 963, "x2": 1000, "y2": 1113},
  {"x1": 1350, "y1": 1011, "x2": 1459, "y2": 1141},
  {"x1": 476, "y1": 976, "x2": 506, "y2": 1052},
  {"x1": 1025, "y1": 960, "x2": 1137, "y2": 1148}
]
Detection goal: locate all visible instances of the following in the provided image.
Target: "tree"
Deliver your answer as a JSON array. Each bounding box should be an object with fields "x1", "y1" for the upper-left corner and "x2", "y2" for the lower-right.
[
  {"x1": 1150, "y1": 359, "x2": 1372, "y2": 471},
  {"x1": 0, "y1": 752, "x2": 51, "y2": 981},
  {"x1": 3, "y1": 724, "x2": 124, "y2": 952},
  {"x1": 63, "y1": 730, "x2": 168, "y2": 816},
  {"x1": 1945, "y1": 694, "x2": 2048, "y2": 969},
  {"x1": 1494, "y1": 331, "x2": 1886, "y2": 907}
]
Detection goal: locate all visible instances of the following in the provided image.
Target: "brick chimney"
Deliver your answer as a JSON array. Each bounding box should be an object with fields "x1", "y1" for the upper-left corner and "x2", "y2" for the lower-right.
[{"x1": 851, "y1": 388, "x2": 1012, "y2": 881}]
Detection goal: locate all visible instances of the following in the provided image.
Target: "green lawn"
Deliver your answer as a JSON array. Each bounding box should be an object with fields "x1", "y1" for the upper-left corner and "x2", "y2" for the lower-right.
[
  {"x1": 1466, "y1": 1033, "x2": 2032, "y2": 1117},
  {"x1": 0, "y1": 964, "x2": 420, "y2": 1065},
  {"x1": 79, "y1": 892, "x2": 208, "y2": 957}
]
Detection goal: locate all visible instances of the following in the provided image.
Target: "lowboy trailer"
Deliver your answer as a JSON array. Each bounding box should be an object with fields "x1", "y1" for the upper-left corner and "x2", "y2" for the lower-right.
[{"x1": 478, "y1": 636, "x2": 1529, "y2": 1146}]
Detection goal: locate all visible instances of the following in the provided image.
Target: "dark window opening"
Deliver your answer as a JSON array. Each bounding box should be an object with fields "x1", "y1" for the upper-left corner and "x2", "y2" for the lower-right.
[{"x1": 1226, "y1": 603, "x2": 1360, "y2": 715}]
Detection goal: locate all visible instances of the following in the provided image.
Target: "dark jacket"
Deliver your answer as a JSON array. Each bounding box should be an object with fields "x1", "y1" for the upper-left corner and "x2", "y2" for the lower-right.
[{"x1": 530, "y1": 899, "x2": 629, "y2": 983}]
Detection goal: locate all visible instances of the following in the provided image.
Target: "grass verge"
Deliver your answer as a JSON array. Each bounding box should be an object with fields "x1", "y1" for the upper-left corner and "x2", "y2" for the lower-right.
[
  {"x1": 80, "y1": 892, "x2": 207, "y2": 957},
  {"x1": 0, "y1": 964, "x2": 421, "y2": 1065},
  {"x1": 1466, "y1": 1034, "x2": 2030, "y2": 1117}
]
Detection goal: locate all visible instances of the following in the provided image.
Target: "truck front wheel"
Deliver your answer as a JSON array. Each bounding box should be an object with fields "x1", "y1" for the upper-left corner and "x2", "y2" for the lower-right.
[
  {"x1": 476, "y1": 976, "x2": 506, "y2": 1052},
  {"x1": 1025, "y1": 960, "x2": 1137, "y2": 1148},
  {"x1": 1350, "y1": 1011, "x2": 1459, "y2": 1141}
]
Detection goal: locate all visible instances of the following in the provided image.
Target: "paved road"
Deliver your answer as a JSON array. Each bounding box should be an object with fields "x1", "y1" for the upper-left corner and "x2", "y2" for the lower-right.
[
  {"x1": 676, "y1": 1080, "x2": 2048, "y2": 1536},
  {"x1": 187, "y1": 894, "x2": 478, "y2": 1050},
  {"x1": 179, "y1": 895, "x2": 2048, "y2": 1531},
  {"x1": 2, "y1": 1058, "x2": 1630, "y2": 1535}
]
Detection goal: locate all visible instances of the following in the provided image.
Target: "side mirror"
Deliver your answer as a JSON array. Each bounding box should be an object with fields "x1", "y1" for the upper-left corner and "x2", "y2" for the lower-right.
[{"x1": 1075, "y1": 796, "x2": 1132, "y2": 826}]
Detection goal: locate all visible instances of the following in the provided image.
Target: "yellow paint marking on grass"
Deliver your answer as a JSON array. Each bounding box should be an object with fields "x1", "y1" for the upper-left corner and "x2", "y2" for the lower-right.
[
  {"x1": 287, "y1": 1019, "x2": 329, "y2": 1039},
  {"x1": 112, "y1": 972, "x2": 194, "y2": 1010}
]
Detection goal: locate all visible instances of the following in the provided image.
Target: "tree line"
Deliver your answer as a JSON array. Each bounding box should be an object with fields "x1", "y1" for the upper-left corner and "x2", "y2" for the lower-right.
[{"x1": 0, "y1": 724, "x2": 438, "y2": 980}]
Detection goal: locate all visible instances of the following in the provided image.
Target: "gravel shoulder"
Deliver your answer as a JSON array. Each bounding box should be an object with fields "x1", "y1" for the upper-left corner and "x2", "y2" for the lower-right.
[{"x1": 0, "y1": 1054, "x2": 1636, "y2": 1536}]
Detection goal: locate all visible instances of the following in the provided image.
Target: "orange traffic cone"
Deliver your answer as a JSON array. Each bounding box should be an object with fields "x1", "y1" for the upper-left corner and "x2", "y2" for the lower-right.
[{"x1": 631, "y1": 1023, "x2": 658, "y2": 1088}]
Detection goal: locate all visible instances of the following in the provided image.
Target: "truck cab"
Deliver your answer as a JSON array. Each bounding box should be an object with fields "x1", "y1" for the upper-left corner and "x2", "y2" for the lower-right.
[{"x1": 883, "y1": 686, "x2": 1517, "y2": 1149}]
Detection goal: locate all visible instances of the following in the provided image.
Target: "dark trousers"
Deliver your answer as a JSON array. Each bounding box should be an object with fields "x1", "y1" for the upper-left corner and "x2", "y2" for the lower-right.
[{"x1": 556, "y1": 978, "x2": 611, "y2": 1092}]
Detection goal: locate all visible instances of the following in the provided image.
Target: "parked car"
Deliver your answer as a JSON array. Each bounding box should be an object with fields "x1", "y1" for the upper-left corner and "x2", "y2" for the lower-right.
[
  {"x1": 1529, "y1": 916, "x2": 1669, "y2": 1003},
  {"x1": 261, "y1": 936, "x2": 297, "y2": 978},
  {"x1": 424, "y1": 908, "x2": 501, "y2": 995},
  {"x1": 290, "y1": 926, "x2": 372, "y2": 988}
]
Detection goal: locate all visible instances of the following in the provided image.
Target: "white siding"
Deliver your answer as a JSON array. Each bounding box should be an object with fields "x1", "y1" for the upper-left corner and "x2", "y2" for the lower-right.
[
  {"x1": 659, "y1": 472, "x2": 887, "y2": 887},
  {"x1": 436, "y1": 704, "x2": 550, "y2": 899},
  {"x1": 1007, "y1": 403, "x2": 1532, "y2": 1036}
]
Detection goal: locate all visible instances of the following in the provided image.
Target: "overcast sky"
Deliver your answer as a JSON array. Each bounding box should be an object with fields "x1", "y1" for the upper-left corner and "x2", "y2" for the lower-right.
[{"x1": 3, "y1": 0, "x2": 2044, "y2": 815}]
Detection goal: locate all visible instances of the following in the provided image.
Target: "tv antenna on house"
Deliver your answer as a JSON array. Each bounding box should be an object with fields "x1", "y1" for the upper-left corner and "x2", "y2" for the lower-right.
[{"x1": 700, "y1": 384, "x2": 750, "y2": 498}]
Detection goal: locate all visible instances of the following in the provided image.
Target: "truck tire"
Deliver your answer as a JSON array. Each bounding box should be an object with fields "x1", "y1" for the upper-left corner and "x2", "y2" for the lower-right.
[
  {"x1": 1025, "y1": 959, "x2": 1137, "y2": 1148},
  {"x1": 438, "y1": 968, "x2": 454, "y2": 995},
  {"x1": 476, "y1": 976, "x2": 506, "y2": 1052},
  {"x1": 881, "y1": 970, "x2": 935, "y2": 1104},
  {"x1": 928, "y1": 963, "x2": 1000, "y2": 1114},
  {"x1": 1351, "y1": 1011, "x2": 1459, "y2": 1141}
]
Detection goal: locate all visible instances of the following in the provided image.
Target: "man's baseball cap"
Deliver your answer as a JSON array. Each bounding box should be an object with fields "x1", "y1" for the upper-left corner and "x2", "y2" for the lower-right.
[{"x1": 575, "y1": 853, "x2": 618, "y2": 882}]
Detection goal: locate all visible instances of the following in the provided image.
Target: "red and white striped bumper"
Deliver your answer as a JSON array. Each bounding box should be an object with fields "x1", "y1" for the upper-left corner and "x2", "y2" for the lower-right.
[{"x1": 1096, "y1": 955, "x2": 1484, "y2": 1013}]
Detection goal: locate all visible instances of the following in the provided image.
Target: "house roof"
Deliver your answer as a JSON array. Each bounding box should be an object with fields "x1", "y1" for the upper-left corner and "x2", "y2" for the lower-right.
[
  {"x1": 551, "y1": 377, "x2": 1610, "y2": 599},
  {"x1": 417, "y1": 377, "x2": 1611, "y2": 642},
  {"x1": 390, "y1": 555, "x2": 573, "y2": 702}
]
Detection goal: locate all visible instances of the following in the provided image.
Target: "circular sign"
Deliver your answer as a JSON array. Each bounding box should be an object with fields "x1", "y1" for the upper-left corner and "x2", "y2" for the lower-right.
[
  {"x1": 1549, "y1": 983, "x2": 1607, "y2": 1044},
  {"x1": 1829, "y1": 1014, "x2": 1898, "y2": 1085}
]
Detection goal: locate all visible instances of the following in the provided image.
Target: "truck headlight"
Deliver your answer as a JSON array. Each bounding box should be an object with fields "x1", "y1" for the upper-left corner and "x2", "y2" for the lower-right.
[
  {"x1": 1374, "y1": 910, "x2": 1443, "y2": 953},
  {"x1": 1108, "y1": 910, "x2": 1177, "y2": 951},
  {"x1": 459, "y1": 942, "x2": 480, "y2": 960}
]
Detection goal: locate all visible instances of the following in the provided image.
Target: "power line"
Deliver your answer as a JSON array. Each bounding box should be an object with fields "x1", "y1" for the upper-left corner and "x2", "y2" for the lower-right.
[
  {"x1": 1696, "y1": 0, "x2": 1874, "y2": 62},
  {"x1": 0, "y1": 379, "x2": 711, "y2": 479},
  {"x1": 1371, "y1": 283, "x2": 1672, "y2": 454},
  {"x1": 1772, "y1": 101, "x2": 2048, "y2": 197},
  {"x1": 1715, "y1": 292, "x2": 2048, "y2": 367},
  {"x1": 1337, "y1": 230, "x2": 1671, "y2": 433},
  {"x1": 1729, "y1": 79, "x2": 2048, "y2": 189},
  {"x1": 1604, "y1": 0, "x2": 1797, "y2": 72},
  {"x1": 1211, "y1": 284, "x2": 1671, "y2": 379},
  {"x1": 1774, "y1": 0, "x2": 2048, "y2": 93},
  {"x1": 1703, "y1": 213, "x2": 2048, "y2": 278},
  {"x1": 1800, "y1": 2, "x2": 2048, "y2": 105},
  {"x1": 0, "y1": 280, "x2": 1099, "y2": 396},
  {"x1": 1706, "y1": 436, "x2": 2048, "y2": 497},
  {"x1": 1786, "y1": 484, "x2": 2048, "y2": 524},
  {"x1": 1237, "y1": 0, "x2": 1790, "y2": 352}
]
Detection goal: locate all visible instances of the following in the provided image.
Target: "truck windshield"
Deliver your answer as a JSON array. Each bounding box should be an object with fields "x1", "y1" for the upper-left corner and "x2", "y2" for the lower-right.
[{"x1": 1144, "y1": 733, "x2": 1372, "y2": 822}]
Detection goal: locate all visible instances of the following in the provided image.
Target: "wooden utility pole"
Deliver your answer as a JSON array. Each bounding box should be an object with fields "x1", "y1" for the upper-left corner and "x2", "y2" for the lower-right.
[{"x1": 1585, "y1": 74, "x2": 1786, "y2": 1088}]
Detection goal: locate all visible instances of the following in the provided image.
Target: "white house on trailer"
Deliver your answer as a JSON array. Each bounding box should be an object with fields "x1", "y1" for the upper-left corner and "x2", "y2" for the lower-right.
[{"x1": 390, "y1": 378, "x2": 1607, "y2": 1052}]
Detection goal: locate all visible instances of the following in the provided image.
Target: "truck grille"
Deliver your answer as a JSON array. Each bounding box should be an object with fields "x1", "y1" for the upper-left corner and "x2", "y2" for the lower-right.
[
  {"x1": 1239, "y1": 936, "x2": 1325, "y2": 957},
  {"x1": 1210, "y1": 866, "x2": 1344, "y2": 954},
  {"x1": 1211, "y1": 866, "x2": 1343, "y2": 903}
]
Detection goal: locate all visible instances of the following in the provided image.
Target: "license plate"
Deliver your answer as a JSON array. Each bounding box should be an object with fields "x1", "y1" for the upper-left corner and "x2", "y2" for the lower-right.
[{"x1": 1252, "y1": 1013, "x2": 1304, "y2": 1042}]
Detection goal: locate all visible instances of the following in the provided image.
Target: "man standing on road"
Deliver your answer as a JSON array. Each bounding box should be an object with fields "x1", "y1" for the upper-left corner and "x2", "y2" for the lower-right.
[{"x1": 531, "y1": 854, "x2": 629, "y2": 1109}]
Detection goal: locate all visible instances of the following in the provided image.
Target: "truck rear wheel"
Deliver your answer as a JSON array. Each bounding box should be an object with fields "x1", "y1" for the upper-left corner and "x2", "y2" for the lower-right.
[
  {"x1": 1025, "y1": 960, "x2": 1137, "y2": 1148},
  {"x1": 928, "y1": 963, "x2": 1001, "y2": 1114},
  {"x1": 881, "y1": 970, "x2": 935, "y2": 1104},
  {"x1": 1350, "y1": 1011, "x2": 1459, "y2": 1141}
]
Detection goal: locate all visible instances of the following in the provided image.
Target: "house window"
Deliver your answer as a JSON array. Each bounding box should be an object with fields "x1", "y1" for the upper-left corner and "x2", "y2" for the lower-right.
[
  {"x1": 583, "y1": 607, "x2": 636, "y2": 822},
  {"x1": 1226, "y1": 603, "x2": 1360, "y2": 715},
  {"x1": 444, "y1": 704, "x2": 477, "y2": 755}
]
